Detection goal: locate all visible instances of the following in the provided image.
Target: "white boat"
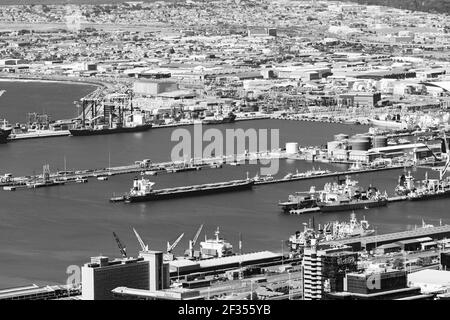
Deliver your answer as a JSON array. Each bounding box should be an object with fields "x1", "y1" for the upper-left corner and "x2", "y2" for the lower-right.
[{"x1": 369, "y1": 118, "x2": 409, "y2": 130}]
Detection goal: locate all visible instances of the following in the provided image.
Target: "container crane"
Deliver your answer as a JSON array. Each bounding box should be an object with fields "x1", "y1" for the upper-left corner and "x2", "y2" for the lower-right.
[
  {"x1": 133, "y1": 227, "x2": 148, "y2": 252},
  {"x1": 167, "y1": 233, "x2": 184, "y2": 254},
  {"x1": 186, "y1": 224, "x2": 204, "y2": 258},
  {"x1": 112, "y1": 232, "x2": 127, "y2": 258}
]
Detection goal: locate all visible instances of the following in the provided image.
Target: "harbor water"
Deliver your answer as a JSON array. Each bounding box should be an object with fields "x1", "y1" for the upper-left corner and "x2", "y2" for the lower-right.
[{"x1": 0, "y1": 81, "x2": 449, "y2": 287}]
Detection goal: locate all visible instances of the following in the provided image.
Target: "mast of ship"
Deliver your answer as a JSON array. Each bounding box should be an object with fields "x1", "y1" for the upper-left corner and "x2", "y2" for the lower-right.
[{"x1": 108, "y1": 151, "x2": 111, "y2": 176}]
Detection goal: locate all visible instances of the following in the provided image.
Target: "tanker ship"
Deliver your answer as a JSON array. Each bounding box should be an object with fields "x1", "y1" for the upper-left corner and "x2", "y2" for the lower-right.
[{"x1": 113, "y1": 175, "x2": 254, "y2": 203}]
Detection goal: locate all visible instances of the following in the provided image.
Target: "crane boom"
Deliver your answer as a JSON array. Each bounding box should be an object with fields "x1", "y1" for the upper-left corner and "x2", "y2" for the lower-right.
[
  {"x1": 133, "y1": 227, "x2": 148, "y2": 252},
  {"x1": 167, "y1": 233, "x2": 184, "y2": 253},
  {"x1": 440, "y1": 132, "x2": 450, "y2": 180},
  {"x1": 112, "y1": 232, "x2": 127, "y2": 258},
  {"x1": 192, "y1": 224, "x2": 204, "y2": 246}
]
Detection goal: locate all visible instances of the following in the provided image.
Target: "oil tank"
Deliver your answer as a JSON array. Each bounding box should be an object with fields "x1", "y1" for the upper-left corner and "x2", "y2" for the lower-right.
[
  {"x1": 349, "y1": 136, "x2": 371, "y2": 151},
  {"x1": 373, "y1": 135, "x2": 388, "y2": 148},
  {"x1": 285, "y1": 142, "x2": 299, "y2": 154}
]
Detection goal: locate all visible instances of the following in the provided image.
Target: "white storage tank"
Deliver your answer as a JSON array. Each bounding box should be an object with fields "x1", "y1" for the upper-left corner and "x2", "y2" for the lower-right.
[
  {"x1": 349, "y1": 135, "x2": 371, "y2": 151},
  {"x1": 373, "y1": 135, "x2": 388, "y2": 148},
  {"x1": 286, "y1": 142, "x2": 299, "y2": 154}
]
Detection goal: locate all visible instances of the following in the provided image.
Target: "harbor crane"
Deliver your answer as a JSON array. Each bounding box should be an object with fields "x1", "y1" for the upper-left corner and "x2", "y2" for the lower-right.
[
  {"x1": 167, "y1": 233, "x2": 184, "y2": 254},
  {"x1": 185, "y1": 224, "x2": 203, "y2": 258},
  {"x1": 132, "y1": 227, "x2": 149, "y2": 252},
  {"x1": 112, "y1": 232, "x2": 127, "y2": 258},
  {"x1": 186, "y1": 224, "x2": 204, "y2": 258},
  {"x1": 439, "y1": 132, "x2": 450, "y2": 181}
]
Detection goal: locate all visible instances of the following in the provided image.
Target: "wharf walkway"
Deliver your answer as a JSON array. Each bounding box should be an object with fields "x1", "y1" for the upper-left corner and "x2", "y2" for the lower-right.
[{"x1": 322, "y1": 225, "x2": 450, "y2": 251}]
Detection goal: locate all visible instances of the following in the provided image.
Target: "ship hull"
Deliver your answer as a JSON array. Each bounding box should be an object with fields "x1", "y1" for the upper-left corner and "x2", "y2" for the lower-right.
[
  {"x1": 202, "y1": 114, "x2": 236, "y2": 125},
  {"x1": 318, "y1": 199, "x2": 388, "y2": 213},
  {"x1": 369, "y1": 119, "x2": 408, "y2": 130},
  {"x1": 125, "y1": 181, "x2": 254, "y2": 203},
  {"x1": 70, "y1": 124, "x2": 153, "y2": 136},
  {"x1": 279, "y1": 200, "x2": 317, "y2": 213},
  {"x1": 409, "y1": 191, "x2": 450, "y2": 201},
  {"x1": 0, "y1": 128, "x2": 12, "y2": 144}
]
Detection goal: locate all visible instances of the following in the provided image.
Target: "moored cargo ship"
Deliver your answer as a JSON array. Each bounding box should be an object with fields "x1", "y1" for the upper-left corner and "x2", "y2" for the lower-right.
[
  {"x1": 318, "y1": 197, "x2": 388, "y2": 212},
  {"x1": 115, "y1": 175, "x2": 254, "y2": 203},
  {"x1": 202, "y1": 112, "x2": 236, "y2": 125},
  {"x1": 70, "y1": 123, "x2": 152, "y2": 136},
  {"x1": 317, "y1": 177, "x2": 388, "y2": 213}
]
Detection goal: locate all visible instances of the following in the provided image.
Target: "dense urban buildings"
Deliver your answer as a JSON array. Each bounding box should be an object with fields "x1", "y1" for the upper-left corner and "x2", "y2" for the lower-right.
[{"x1": 1, "y1": 0, "x2": 450, "y2": 305}]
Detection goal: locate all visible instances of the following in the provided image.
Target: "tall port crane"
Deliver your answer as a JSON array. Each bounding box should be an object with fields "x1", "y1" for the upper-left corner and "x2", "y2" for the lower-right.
[
  {"x1": 439, "y1": 132, "x2": 450, "y2": 181},
  {"x1": 133, "y1": 227, "x2": 149, "y2": 252},
  {"x1": 112, "y1": 232, "x2": 127, "y2": 258},
  {"x1": 187, "y1": 224, "x2": 204, "y2": 258},
  {"x1": 167, "y1": 233, "x2": 184, "y2": 254}
]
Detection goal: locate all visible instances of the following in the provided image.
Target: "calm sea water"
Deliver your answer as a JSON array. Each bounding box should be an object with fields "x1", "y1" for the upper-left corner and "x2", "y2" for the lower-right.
[{"x1": 0, "y1": 81, "x2": 449, "y2": 288}]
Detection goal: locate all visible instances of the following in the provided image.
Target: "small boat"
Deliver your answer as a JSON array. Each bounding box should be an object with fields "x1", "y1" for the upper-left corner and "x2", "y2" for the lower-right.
[{"x1": 97, "y1": 176, "x2": 108, "y2": 181}]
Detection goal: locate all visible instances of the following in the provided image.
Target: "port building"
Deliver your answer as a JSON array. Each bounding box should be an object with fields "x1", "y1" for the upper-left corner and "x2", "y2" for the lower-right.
[
  {"x1": 326, "y1": 269, "x2": 433, "y2": 300},
  {"x1": 322, "y1": 225, "x2": 450, "y2": 251},
  {"x1": 169, "y1": 251, "x2": 283, "y2": 277},
  {"x1": 81, "y1": 251, "x2": 170, "y2": 300},
  {"x1": 0, "y1": 284, "x2": 79, "y2": 300},
  {"x1": 302, "y1": 244, "x2": 357, "y2": 300}
]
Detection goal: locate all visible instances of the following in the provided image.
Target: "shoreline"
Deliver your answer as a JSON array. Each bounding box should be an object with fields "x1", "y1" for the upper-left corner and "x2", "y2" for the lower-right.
[{"x1": 0, "y1": 74, "x2": 109, "y2": 89}]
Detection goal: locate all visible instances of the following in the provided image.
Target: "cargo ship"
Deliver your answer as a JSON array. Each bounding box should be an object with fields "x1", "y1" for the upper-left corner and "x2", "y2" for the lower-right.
[
  {"x1": 279, "y1": 176, "x2": 388, "y2": 214},
  {"x1": 287, "y1": 213, "x2": 375, "y2": 251},
  {"x1": 278, "y1": 186, "x2": 319, "y2": 213},
  {"x1": 202, "y1": 112, "x2": 236, "y2": 125},
  {"x1": 397, "y1": 138, "x2": 450, "y2": 201},
  {"x1": 71, "y1": 95, "x2": 152, "y2": 136},
  {"x1": 70, "y1": 122, "x2": 152, "y2": 136},
  {"x1": 317, "y1": 181, "x2": 388, "y2": 213},
  {"x1": 114, "y1": 175, "x2": 254, "y2": 203}
]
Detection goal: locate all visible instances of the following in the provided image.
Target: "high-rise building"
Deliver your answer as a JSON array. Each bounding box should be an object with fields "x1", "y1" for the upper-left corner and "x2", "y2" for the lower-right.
[
  {"x1": 302, "y1": 243, "x2": 357, "y2": 300},
  {"x1": 81, "y1": 251, "x2": 169, "y2": 300}
]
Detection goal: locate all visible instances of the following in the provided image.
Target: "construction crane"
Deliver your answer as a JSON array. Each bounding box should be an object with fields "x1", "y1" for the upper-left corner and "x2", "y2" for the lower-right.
[
  {"x1": 133, "y1": 227, "x2": 149, "y2": 252},
  {"x1": 167, "y1": 233, "x2": 184, "y2": 254},
  {"x1": 187, "y1": 224, "x2": 204, "y2": 258},
  {"x1": 112, "y1": 232, "x2": 127, "y2": 258}
]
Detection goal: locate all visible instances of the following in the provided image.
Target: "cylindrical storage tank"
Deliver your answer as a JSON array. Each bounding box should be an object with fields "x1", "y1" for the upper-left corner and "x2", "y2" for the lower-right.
[
  {"x1": 334, "y1": 134, "x2": 349, "y2": 141},
  {"x1": 285, "y1": 142, "x2": 299, "y2": 154},
  {"x1": 349, "y1": 138, "x2": 371, "y2": 151},
  {"x1": 373, "y1": 135, "x2": 388, "y2": 148}
]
